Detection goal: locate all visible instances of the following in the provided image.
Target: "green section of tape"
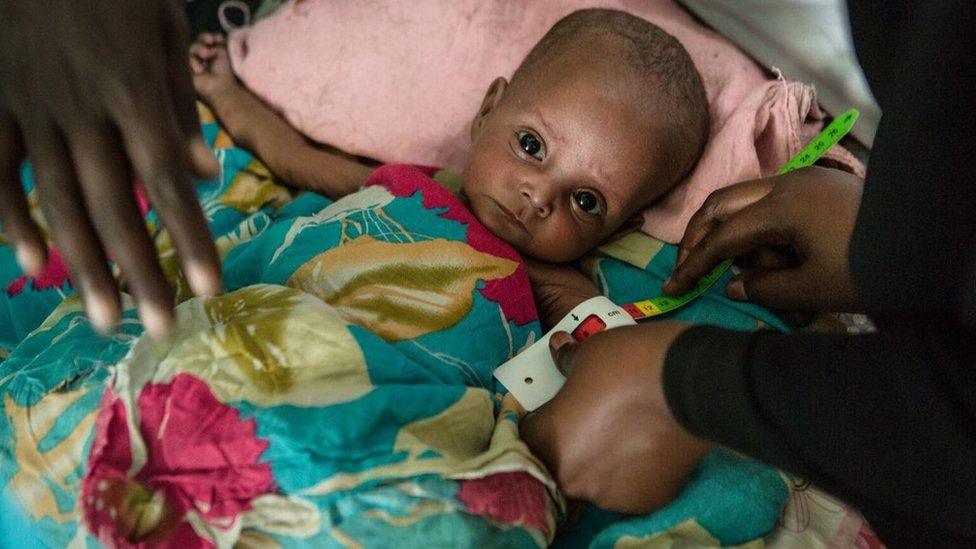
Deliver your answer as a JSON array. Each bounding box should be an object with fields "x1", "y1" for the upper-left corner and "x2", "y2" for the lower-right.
[
  {"x1": 649, "y1": 258, "x2": 733, "y2": 316},
  {"x1": 776, "y1": 108, "x2": 860, "y2": 176}
]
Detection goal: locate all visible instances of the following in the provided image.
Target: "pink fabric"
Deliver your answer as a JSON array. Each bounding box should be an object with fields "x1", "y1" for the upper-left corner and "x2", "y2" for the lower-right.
[
  {"x1": 5, "y1": 247, "x2": 70, "y2": 296},
  {"x1": 229, "y1": 0, "x2": 863, "y2": 243},
  {"x1": 456, "y1": 472, "x2": 551, "y2": 535},
  {"x1": 81, "y1": 373, "x2": 275, "y2": 547}
]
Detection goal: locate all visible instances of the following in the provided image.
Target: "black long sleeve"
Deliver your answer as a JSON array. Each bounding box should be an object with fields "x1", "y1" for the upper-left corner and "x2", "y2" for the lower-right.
[{"x1": 662, "y1": 2, "x2": 976, "y2": 546}]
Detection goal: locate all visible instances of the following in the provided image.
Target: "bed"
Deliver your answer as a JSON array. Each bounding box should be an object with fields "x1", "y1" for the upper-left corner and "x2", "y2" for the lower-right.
[{"x1": 1, "y1": 1, "x2": 880, "y2": 546}]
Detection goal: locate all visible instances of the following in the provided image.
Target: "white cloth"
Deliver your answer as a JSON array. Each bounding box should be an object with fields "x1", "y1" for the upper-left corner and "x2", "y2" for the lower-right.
[{"x1": 678, "y1": 0, "x2": 880, "y2": 147}]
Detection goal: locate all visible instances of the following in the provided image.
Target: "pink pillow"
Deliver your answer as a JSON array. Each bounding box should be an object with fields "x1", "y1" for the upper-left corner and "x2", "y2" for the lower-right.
[{"x1": 229, "y1": 0, "x2": 863, "y2": 243}]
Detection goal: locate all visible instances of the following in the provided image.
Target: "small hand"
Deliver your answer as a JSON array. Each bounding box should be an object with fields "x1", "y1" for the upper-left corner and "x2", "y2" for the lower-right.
[
  {"x1": 0, "y1": 0, "x2": 222, "y2": 338},
  {"x1": 520, "y1": 322, "x2": 712, "y2": 513},
  {"x1": 524, "y1": 259, "x2": 601, "y2": 329},
  {"x1": 664, "y1": 167, "x2": 865, "y2": 313},
  {"x1": 188, "y1": 32, "x2": 226, "y2": 73},
  {"x1": 189, "y1": 33, "x2": 237, "y2": 102},
  {"x1": 189, "y1": 33, "x2": 255, "y2": 148}
]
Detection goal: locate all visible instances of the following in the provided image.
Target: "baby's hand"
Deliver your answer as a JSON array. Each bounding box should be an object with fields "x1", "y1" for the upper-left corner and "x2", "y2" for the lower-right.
[
  {"x1": 188, "y1": 33, "x2": 255, "y2": 146},
  {"x1": 524, "y1": 259, "x2": 601, "y2": 329},
  {"x1": 189, "y1": 33, "x2": 238, "y2": 105}
]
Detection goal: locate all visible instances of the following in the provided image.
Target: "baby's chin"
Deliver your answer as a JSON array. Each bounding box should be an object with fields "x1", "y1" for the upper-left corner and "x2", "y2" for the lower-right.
[
  {"x1": 465, "y1": 194, "x2": 523, "y2": 247},
  {"x1": 487, "y1": 225, "x2": 586, "y2": 263}
]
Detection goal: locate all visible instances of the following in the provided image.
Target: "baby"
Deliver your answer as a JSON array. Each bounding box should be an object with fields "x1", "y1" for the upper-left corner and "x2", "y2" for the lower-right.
[{"x1": 190, "y1": 8, "x2": 709, "y2": 327}]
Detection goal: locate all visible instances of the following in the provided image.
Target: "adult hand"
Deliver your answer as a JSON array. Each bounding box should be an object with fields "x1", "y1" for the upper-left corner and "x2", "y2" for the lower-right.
[
  {"x1": 520, "y1": 323, "x2": 712, "y2": 513},
  {"x1": 663, "y1": 167, "x2": 865, "y2": 313},
  {"x1": 0, "y1": 0, "x2": 221, "y2": 338}
]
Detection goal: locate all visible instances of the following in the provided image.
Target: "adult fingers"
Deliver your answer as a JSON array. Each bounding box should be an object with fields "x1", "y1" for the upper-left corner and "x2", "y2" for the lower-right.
[
  {"x1": 0, "y1": 114, "x2": 46, "y2": 275},
  {"x1": 725, "y1": 267, "x2": 819, "y2": 311},
  {"x1": 735, "y1": 245, "x2": 796, "y2": 273},
  {"x1": 789, "y1": 311, "x2": 815, "y2": 328},
  {"x1": 725, "y1": 266, "x2": 814, "y2": 328},
  {"x1": 747, "y1": 248, "x2": 816, "y2": 322},
  {"x1": 163, "y1": 1, "x2": 219, "y2": 179},
  {"x1": 666, "y1": 200, "x2": 789, "y2": 295},
  {"x1": 23, "y1": 121, "x2": 120, "y2": 332},
  {"x1": 675, "y1": 179, "x2": 775, "y2": 269},
  {"x1": 549, "y1": 331, "x2": 579, "y2": 377},
  {"x1": 753, "y1": 246, "x2": 795, "y2": 271},
  {"x1": 69, "y1": 120, "x2": 174, "y2": 338},
  {"x1": 115, "y1": 85, "x2": 222, "y2": 301}
]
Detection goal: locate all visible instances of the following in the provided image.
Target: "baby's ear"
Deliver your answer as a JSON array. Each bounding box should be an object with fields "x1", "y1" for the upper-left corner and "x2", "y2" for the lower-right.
[{"x1": 470, "y1": 77, "x2": 508, "y2": 140}]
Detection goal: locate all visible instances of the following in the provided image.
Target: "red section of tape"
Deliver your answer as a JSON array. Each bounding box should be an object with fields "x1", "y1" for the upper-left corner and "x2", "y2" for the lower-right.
[
  {"x1": 622, "y1": 303, "x2": 643, "y2": 320},
  {"x1": 572, "y1": 315, "x2": 607, "y2": 341}
]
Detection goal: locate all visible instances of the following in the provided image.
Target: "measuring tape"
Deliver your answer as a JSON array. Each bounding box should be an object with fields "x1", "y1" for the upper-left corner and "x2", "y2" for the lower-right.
[{"x1": 622, "y1": 108, "x2": 861, "y2": 320}]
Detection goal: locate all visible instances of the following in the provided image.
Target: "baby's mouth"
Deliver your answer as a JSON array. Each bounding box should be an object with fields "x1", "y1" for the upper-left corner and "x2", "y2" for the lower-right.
[{"x1": 493, "y1": 199, "x2": 528, "y2": 235}]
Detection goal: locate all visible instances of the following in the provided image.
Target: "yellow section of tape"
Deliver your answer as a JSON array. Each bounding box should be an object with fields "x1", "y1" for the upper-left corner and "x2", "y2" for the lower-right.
[{"x1": 635, "y1": 301, "x2": 662, "y2": 316}]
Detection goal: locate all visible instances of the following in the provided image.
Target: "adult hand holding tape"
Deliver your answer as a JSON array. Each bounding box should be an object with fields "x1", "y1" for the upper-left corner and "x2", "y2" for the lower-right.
[
  {"x1": 664, "y1": 166, "x2": 865, "y2": 313},
  {"x1": 519, "y1": 321, "x2": 712, "y2": 513}
]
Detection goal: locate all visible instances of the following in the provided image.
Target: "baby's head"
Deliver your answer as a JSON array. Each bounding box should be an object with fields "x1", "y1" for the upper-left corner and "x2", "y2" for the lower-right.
[{"x1": 462, "y1": 9, "x2": 708, "y2": 262}]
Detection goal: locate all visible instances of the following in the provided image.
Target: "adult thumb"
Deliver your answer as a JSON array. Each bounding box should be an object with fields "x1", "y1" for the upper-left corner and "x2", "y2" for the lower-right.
[{"x1": 549, "y1": 331, "x2": 580, "y2": 377}]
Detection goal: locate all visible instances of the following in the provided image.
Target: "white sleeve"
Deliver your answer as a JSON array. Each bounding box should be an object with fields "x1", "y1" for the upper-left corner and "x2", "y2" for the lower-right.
[{"x1": 677, "y1": 0, "x2": 880, "y2": 147}]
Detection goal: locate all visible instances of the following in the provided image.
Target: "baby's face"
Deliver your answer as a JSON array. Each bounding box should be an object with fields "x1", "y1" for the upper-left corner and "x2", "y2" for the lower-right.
[{"x1": 461, "y1": 69, "x2": 668, "y2": 263}]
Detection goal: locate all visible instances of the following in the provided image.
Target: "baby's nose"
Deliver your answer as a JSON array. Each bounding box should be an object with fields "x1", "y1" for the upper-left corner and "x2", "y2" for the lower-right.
[{"x1": 520, "y1": 188, "x2": 552, "y2": 218}]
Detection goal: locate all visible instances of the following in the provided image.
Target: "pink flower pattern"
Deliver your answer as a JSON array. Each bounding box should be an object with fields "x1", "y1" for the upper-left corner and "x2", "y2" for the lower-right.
[
  {"x1": 81, "y1": 373, "x2": 275, "y2": 547},
  {"x1": 5, "y1": 247, "x2": 71, "y2": 297},
  {"x1": 456, "y1": 472, "x2": 550, "y2": 536}
]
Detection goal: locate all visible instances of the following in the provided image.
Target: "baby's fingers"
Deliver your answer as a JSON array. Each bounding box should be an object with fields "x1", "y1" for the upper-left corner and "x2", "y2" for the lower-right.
[
  {"x1": 725, "y1": 268, "x2": 817, "y2": 311},
  {"x1": 189, "y1": 54, "x2": 206, "y2": 75},
  {"x1": 189, "y1": 43, "x2": 219, "y2": 62},
  {"x1": 198, "y1": 33, "x2": 226, "y2": 47}
]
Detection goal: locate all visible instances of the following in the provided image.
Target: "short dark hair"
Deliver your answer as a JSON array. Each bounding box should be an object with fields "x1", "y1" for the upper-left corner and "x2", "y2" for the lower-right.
[{"x1": 513, "y1": 9, "x2": 710, "y2": 185}]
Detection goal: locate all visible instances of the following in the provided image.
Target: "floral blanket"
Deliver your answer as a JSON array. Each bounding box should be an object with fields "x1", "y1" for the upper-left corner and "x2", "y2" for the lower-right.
[{"x1": 0, "y1": 111, "x2": 788, "y2": 547}]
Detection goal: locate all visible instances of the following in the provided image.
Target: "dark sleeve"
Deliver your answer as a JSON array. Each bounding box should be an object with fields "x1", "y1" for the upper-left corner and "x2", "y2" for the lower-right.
[
  {"x1": 662, "y1": 1, "x2": 976, "y2": 545},
  {"x1": 663, "y1": 323, "x2": 976, "y2": 545},
  {"x1": 844, "y1": 1, "x2": 976, "y2": 327}
]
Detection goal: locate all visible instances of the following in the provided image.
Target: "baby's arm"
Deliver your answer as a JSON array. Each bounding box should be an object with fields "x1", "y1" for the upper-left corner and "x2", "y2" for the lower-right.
[
  {"x1": 190, "y1": 34, "x2": 373, "y2": 199},
  {"x1": 525, "y1": 260, "x2": 602, "y2": 329}
]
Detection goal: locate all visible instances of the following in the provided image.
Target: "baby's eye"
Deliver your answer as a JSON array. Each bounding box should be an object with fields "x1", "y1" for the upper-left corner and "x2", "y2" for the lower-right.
[
  {"x1": 517, "y1": 130, "x2": 545, "y2": 161},
  {"x1": 573, "y1": 189, "x2": 603, "y2": 216}
]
